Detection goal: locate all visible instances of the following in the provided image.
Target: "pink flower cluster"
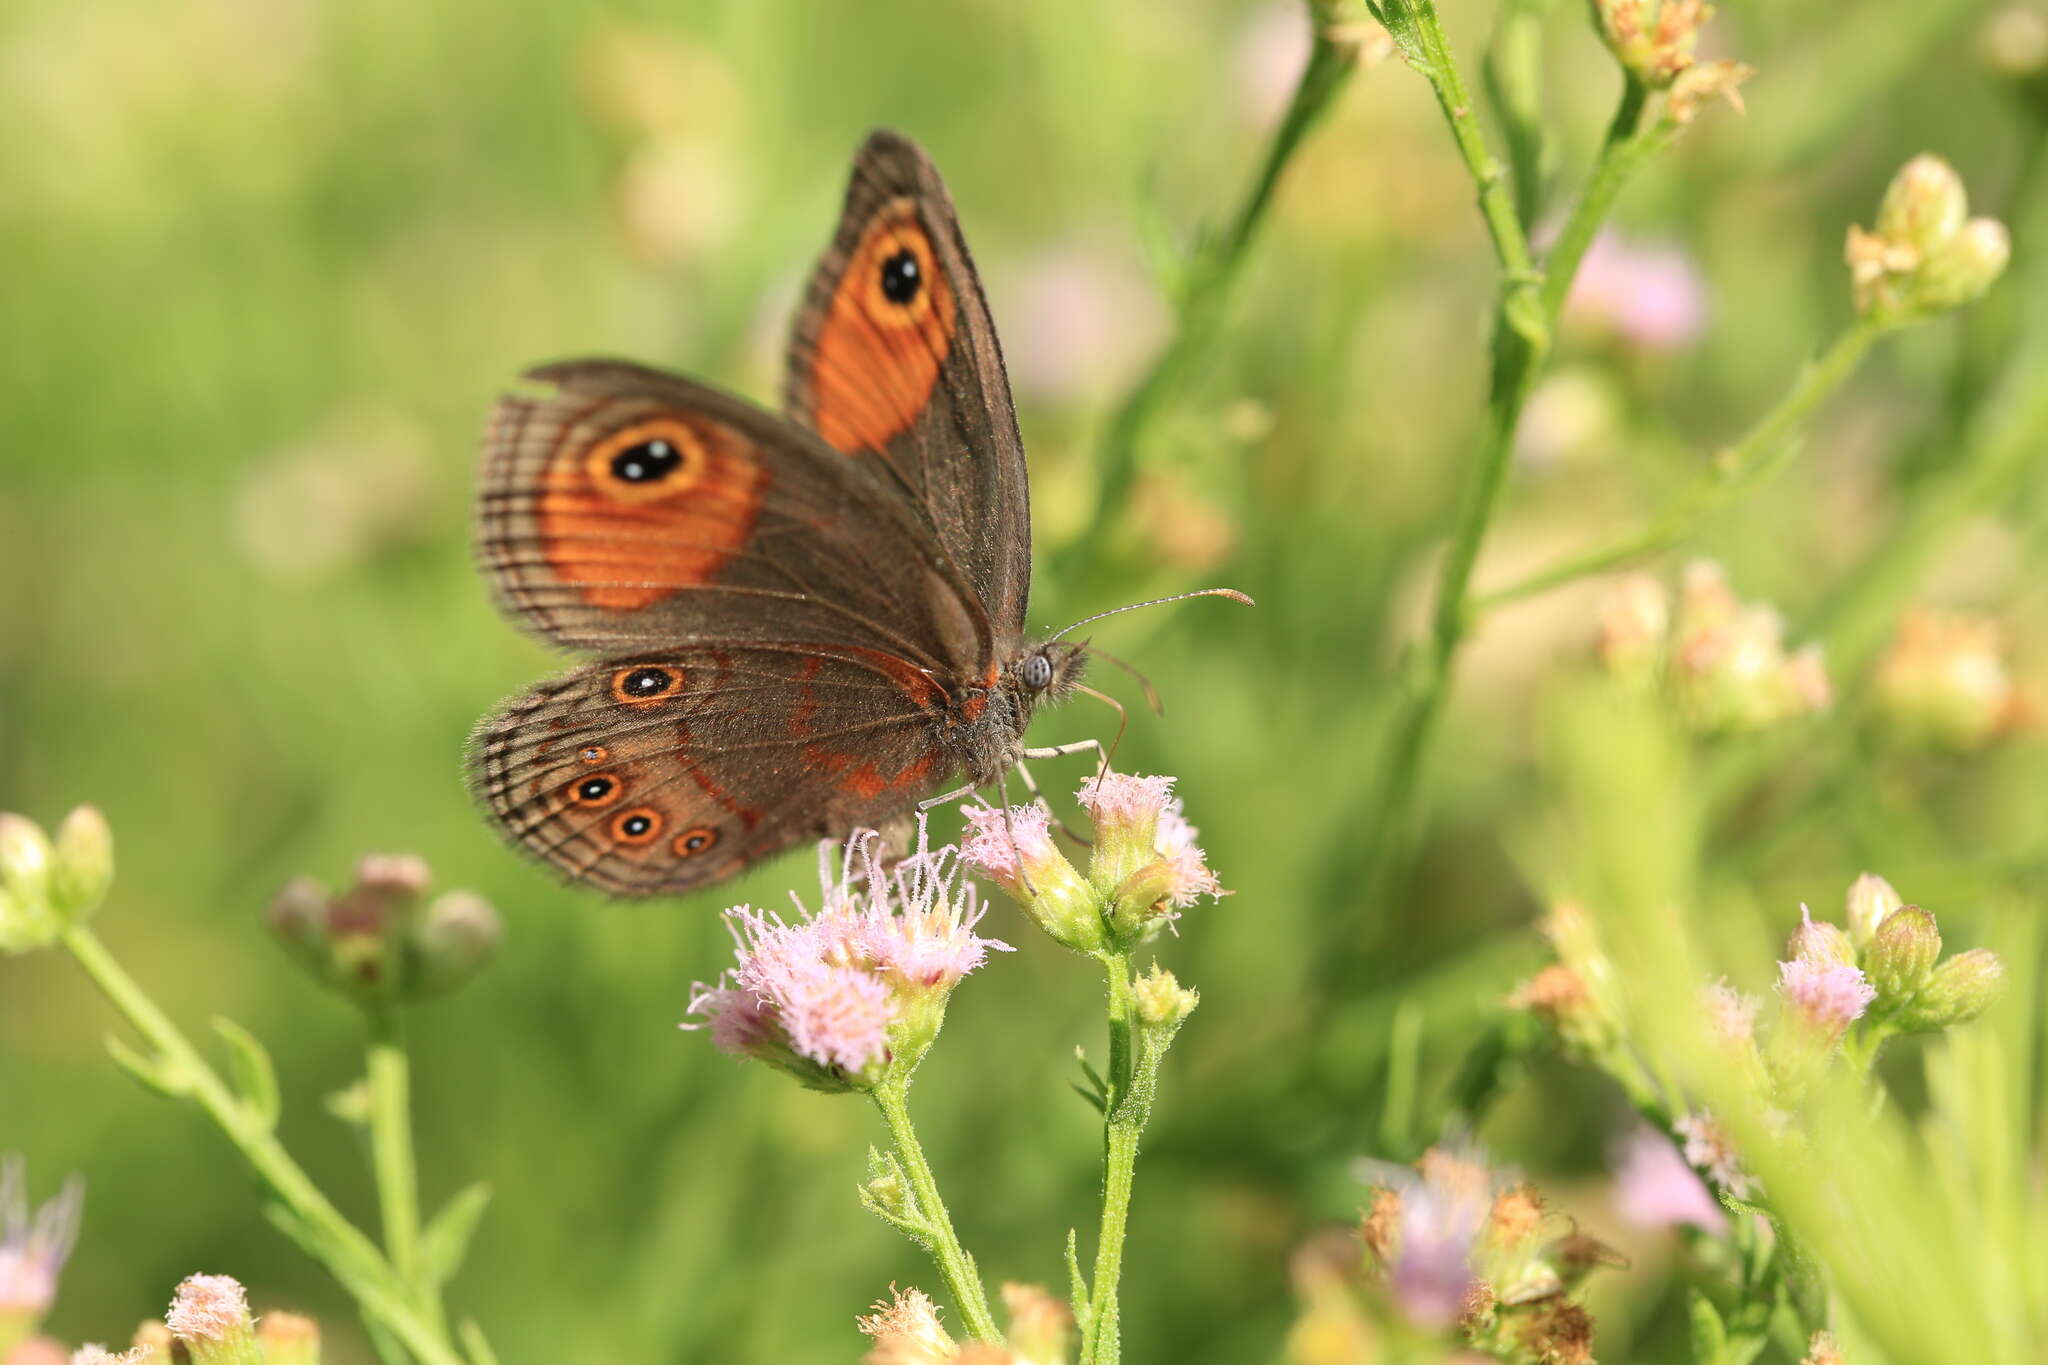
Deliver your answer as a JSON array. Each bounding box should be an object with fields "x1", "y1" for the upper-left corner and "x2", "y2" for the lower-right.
[
  {"x1": 0, "y1": 1156, "x2": 81, "y2": 1319},
  {"x1": 1776, "y1": 957, "x2": 1876, "y2": 1037},
  {"x1": 1075, "y1": 772, "x2": 1227, "y2": 912},
  {"x1": 686, "y1": 826, "x2": 1007, "y2": 1079}
]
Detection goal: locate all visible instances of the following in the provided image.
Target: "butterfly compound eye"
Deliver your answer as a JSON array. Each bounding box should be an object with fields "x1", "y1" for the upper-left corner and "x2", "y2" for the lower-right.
[
  {"x1": 879, "y1": 248, "x2": 922, "y2": 305},
  {"x1": 1021, "y1": 653, "x2": 1054, "y2": 691}
]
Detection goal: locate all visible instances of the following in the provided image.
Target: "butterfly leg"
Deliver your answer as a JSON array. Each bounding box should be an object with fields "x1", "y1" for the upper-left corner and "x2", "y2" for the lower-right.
[
  {"x1": 1012, "y1": 759, "x2": 1093, "y2": 847},
  {"x1": 1019, "y1": 738, "x2": 1109, "y2": 783},
  {"x1": 916, "y1": 782, "x2": 980, "y2": 812}
]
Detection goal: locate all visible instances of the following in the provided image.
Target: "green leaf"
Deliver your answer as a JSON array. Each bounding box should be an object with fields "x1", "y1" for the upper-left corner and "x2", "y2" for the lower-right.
[
  {"x1": 459, "y1": 1320, "x2": 502, "y2": 1365},
  {"x1": 1688, "y1": 1291, "x2": 1728, "y2": 1361},
  {"x1": 105, "y1": 1033, "x2": 190, "y2": 1099},
  {"x1": 212, "y1": 1016, "x2": 280, "y2": 1132},
  {"x1": 418, "y1": 1182, "x2": 495, "y2": 1288},
  {"x1": 1066, "y1": 1227, "x2": 1090, "y2": 1332}
]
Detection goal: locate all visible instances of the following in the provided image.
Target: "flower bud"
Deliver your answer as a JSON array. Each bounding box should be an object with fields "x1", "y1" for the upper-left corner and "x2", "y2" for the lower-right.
[
  {"x1": 1865, "y1": 905, "x2": 1942, "y2": 1001},
  {"x1": 960, "y1": 805, "x2": 1103, "y2": 953},
  {"x1": 1667, "y1": 60, "x2": 1754, "y2": 123},
  {"x1": 1903, "y1": 947, "x2": 2005, "y2": 1030},
  {"x1": 256, "y1": 1311, "x2": 321, "y2": 1365},
  {"x1": 1981, "y1": 5, "x2": 2048, "y2": 82},
  {"x1": 128, "y1": 1321, "x2": 175, "y2": 1362},
  {"x1": 166, "y1": 1275, "x2": 260, "y2": 1365},
  {"x1": 267, "y1": 858, "x2": 500, "y2": 1008},
  {"x1": 1877, "y1": 155, "x2": 1968, "y2": 257},
  {"x1": 68, "y1": 1348, "x2": 147, "y2": 1365},
  {"x1": 1596, "y1": 573, "x2": 1670, "y2": 679},
  {"x1": 1844, "y1": 873, "x2": 1903, "y2": 948},
  {"x1": 47, "y1": 807, "x2": 113, "y2": 926},
  {"x1": 1802, "y1": 1330, "x2": 1846, "y2": 1365},
  {"x1": 0, "y1": 816, "x2": 57, "y2": 954},
  {"x1": 1133, "y1": 964, "x2": 1198, "y2": 1033},
  {"x1": 1872, "y1": 608, "x2": 2022, "y2": 750},
  {"x1": 1915, "y1": 218, "x2": 2012, "y2": 313},
  {"x1": 1787, "y1": 907, "x2": 1856, "y2": 967},
  {"x1": 1000, "y1": 1283, "x2": 1072, "y2": 1365},
  {"x1": 409, "y1": 892, "x2": 503, "y2": 999},
  {"x1": 1078, "y1": 774, "x2": 1174, "y2": 895}
]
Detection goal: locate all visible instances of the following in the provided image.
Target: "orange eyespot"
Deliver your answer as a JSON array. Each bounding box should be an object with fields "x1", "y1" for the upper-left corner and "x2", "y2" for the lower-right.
[
  {"x1": 568, "y1": 773, "x2": 622, "y2": 807},
  {"x1": 611, "y1": 807, "x2": 664, "y2": 846},
  {"x1": 808, "y1": 198, "x2": 958, "y2": 455},
  {"x1": 612, "y1": 664, "x2": 687, "y2": 706},
  {"x1": 673, "y1": 826, "x2": 719, "y2": 858},
  {"x1": 583, "y1": 419, "x2": 709, "y2": 503}
]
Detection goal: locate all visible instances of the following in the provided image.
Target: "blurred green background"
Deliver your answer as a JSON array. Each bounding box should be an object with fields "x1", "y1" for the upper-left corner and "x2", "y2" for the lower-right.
[{"x1": 4, "y1": 0, "x2": 2045, "y2": 1359}]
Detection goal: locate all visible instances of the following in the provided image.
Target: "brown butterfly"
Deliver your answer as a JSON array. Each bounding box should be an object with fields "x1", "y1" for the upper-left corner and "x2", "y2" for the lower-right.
[{"x1": 469, "y1": 130, "x2": 1238, "y2": 897}]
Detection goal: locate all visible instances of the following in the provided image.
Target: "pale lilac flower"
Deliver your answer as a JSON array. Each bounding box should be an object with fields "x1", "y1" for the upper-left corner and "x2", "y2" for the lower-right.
[
  {"x1": 1359, "y1": 1150, "x2": 1492, "y2": 1329},
  {"x1": 1079, "y1": 774, "x2": 1227, "y2": 933},
  {"x1": 1612, "y1": 1128, "x2": 1728, "y2": 1234},
  {"x1": 1700, "y1": 981, "x2": 1759, "y2": 1046},
  {"x1": 1566, "y1": 232, "x2": 1709, "y2": 351},
  {"x1": 0, "y1": 1157, "x2": 82, "y2": 1322},
  {"x1": 856, "y1": 1285, "x2": 956, "y2": 1362},
  {"x1": 166, "y1": 1274, "x2": 250, "y2": 1341},
  {"x1": 960, "y1": 802, "x2": 1063, "y2": 898},
  {"x1": 686, "y1": 823, "x2": 1006, "y2": 1083},
  {"x1": 69, "y1": 1348, "x2": 147, "y2": 1365},
  {"x1": 1153, "y1": 801, "x2": 1225, "y2": 909},
  {"x1": 1674, "y1": 1111, "x2": 1755, "y2": 1199},
  {"x1": 1777, "y1": 957, "x2": 1876, "y2": 1037}
]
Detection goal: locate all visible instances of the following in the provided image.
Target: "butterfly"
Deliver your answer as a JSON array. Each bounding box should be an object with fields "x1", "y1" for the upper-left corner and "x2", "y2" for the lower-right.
[{"x1": 470, "y1": 129, "x2": 1228, "y2": 898}]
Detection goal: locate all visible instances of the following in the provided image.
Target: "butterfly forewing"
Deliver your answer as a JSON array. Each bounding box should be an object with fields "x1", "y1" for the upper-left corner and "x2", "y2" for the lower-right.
[{"x1": 785, "y1": 129, "x2": 1034, "y2": 641}]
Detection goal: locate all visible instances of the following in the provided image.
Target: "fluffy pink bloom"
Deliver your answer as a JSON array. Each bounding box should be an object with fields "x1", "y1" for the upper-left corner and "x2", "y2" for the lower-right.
[
  {"x1": 1612, "y1": 1128, "x2": 1727, "y2": 1234},
  {"x1": 1153, "y1": 801, "x2": 1226, "y2": 909},
  {"x1": 1777, "y1": 958, "x2": 1876, "y2": 1036},
  {"x1": 685, "y1": 824, "x2": 1006, "y2": 1078},
  {"x1": 0, "y1": 1157, "x2": 81, "y2": 1318},
  {"x1": 1566, "y1": 232, "x2": 1709, "y2": 350},
  {"x1": 1077, "y1": 773, "x2": 1177, "y2": 829},
  {"x1": 1360, "y1": 1150, "x2": 1492, "y2": 1329},
  {"x1": 166, "y1": 1274, "x2": 250, "y2": 1342},
  {"x1": 959, "y1": 802, "x2": 1062, "y2": 894}
]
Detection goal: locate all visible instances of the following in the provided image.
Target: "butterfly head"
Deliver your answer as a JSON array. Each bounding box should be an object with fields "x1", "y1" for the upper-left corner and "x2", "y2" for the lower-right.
[{"x1": 1011, "y1": 640, "x2": 1086, "y2": 705}]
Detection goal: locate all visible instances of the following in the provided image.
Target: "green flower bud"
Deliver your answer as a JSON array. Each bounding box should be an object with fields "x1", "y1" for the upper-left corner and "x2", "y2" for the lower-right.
[
  {"x1": 49, "y1": 805, "x2": 114, "y2": 925},
  {"x1": 1866, "y1": 905, "x2": 1942, "y2": 1001},
  {"x1": 408, "y1": 891, "x2": 503, "y2": 999},
  {"x1": 1788, "y1": 909, "x2": 1857, "y2": 967},
  {"x1": 1844, "y1": 873, "x2": 1903, "y2": 948},
  {"x1": 960, "y1": 805, "x2": 1104, "y2": 953},
  {"x1": 256, "y1": 1312, "x2": 321, "y2": 1365},
  {"x1": 0, "y1": 815, "x2": 59, "y2": 954},
  {"x1": 1877, "y1": 155, "x2": 1968, "y2": 257},
  {"x1": 1903, "y1": 948, "x2": 2005, "y2": 1030},
  {"x1": 1915, "y1": 218, "x2": 2012, "y2": 313},
  {"x1": 1133, "y1": 963, "x2": 1198, "y2": 1033}
]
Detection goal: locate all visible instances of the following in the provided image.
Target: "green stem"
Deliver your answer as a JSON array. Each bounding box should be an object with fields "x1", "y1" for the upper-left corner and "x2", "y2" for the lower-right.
[
  {"x1": 871, "y1": 1079, "x2": 1001, "y2": 1344},
  {"x1": 1060, "y1": 12, "x2": 1358, "y2": 572},
  {"x1": 1081, "y1": 952, "x2": 1147, "y2": 1365},
  {"x1": 1538, "y1": 76, "x2": 1656, "y2": 320},
  {"x1": 61, "y1": 926, "x2": 467, "y2": 1365},
  {"x1": 366, "y1": 1010, "x2": 426, "y2": 1305},
  {"x1": 1480, "y1": 317, "x2": 1891, "y2": 608}
]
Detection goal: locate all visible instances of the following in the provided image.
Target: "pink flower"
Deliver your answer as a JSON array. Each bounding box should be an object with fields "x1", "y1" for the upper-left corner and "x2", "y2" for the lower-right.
[
  {"x1": 1153, "y1": 802, "x2": 1225, "y2": 909},
  {"x1": 1000, "y1": 246, "x2": 1165, "y2": 402},
  {"x1": 1360, "y1": 1150, "x2": 1491, "y2": 1329},
  {"x1": 166, "y1": 1274, "x2": 250, "y2": 1342},
  {"x1": 1076, "y1": 773, "x2": 1177, "y2": 830},
  {"x1": 1566, "y1": 232, "x2": 1709, "y2": 351},
  {"x1": 0, "y1": 1157, "x2": 81, "y2": 1319},
  {"x1": 961, "y1": 801, "x2": 1104, "y2": 952},
  {"x1": 1777, "y1": 958, "x2": 1876, "y2": 1037},
  {"x1": 1700, "y1": 981, "x2": 1759, "y2": 1047},
  {"x1": 1612, "y1": 1128, "x2": 1727, "y2": 1234},
  {"x1": 686, "y1": 823, "x2": 1006, "y2": 1085}
]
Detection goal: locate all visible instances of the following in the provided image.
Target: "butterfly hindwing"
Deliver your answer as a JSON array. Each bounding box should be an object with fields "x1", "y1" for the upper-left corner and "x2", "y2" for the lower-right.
[{"x1": 470, "y1": 644, "x2": 949, "y2": 896}]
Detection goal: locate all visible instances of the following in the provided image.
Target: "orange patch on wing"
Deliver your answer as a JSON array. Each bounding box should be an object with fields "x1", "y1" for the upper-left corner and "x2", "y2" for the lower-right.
[
  {"x1": 809, "y1": 198, "x2": 957, "y2": 455},
  {"x1": 538, "y1": 414, "x2": 767, "y2": 609},
  {"x1": 807, "y1": 745, "x2": 940, "y2": 799}
]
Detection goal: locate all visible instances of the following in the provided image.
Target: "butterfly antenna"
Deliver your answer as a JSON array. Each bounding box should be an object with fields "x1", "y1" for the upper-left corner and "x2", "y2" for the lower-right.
[
  {"x1": 1045, "y1": 587, "x2": 1254, "y2": 642},
  {"x1": 1072, "y1": 639, "x2": 1164, "y2": 716}
]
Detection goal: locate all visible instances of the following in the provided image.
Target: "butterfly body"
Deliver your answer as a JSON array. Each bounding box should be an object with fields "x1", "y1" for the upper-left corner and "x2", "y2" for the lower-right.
[{"x1": 469, "y1": 131, "x2": 1084, "y2": 897}]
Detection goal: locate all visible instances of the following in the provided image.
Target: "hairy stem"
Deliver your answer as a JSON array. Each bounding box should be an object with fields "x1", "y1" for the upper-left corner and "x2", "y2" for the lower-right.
[
  {"x1": 61, "y1": 925, "x2": 467, "y2": 1365},
  {"x1": 871, "y1": 1079, "x2": 1001, "y2": 1343},
  {"x1": 1081, "y1": 952, "x2": 1149, "y2": 1365}
]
